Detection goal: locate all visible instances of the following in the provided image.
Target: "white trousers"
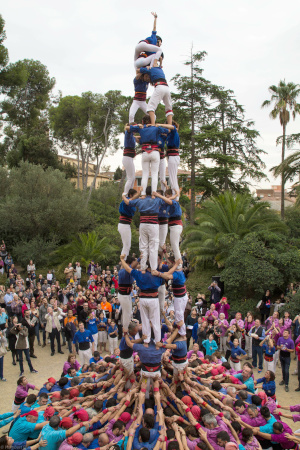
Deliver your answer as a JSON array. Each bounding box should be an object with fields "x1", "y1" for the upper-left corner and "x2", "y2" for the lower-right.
[
  {"x1": 170, "y1": 225, "x2": 183, "y2": 260},
  {"x1": 141, "y1": 151, "x2": 160, "y2": 195},
  {"x1": 264, "y1": 359, "x2": 275, "y2": 373},
  {"x1": 120, "y1": 356, "x2": 134, "y2": 375},
  {"x1": 172, "y1": 360, "x2": 188, "y2": 375},
  {"x1": 230, "y1": 360, "x2": 241, "y2": 371},
  {"x1": 118, "y1": 293, "x2": 132, "y2": 329},
  {"x1": 134, "y1": 43, "x2": 162, "y2": 69},
  {"x1": 245, "y1": 335, "x2": 252, "y2": 358},
  {"x1": 173, "y1": 295, "x2": 188, "y2": 335},
  {"x1": 159, "y1": 223, "x2": 168, "y2": 252},
  {"x1": 92, "y1": 333, "x2": 98, "y2": 349},
  {"x1": 168, "y1": 155, "x2": 180, "y2": 200},
  {"x1": 129, "y1": 99, "x2": 148, "y2": 123},
  {"x1": 108, "y1": 336, "x2": 118, "y2": 355},
  {"x1": 147, "y1": 85, "x2": 173, "y2": 117},
  {"x1": 79, "y1": 348, "x2": 92, "y2": 365},
  {"x1": 220, "y1": 336, "x2": 227, "y2": 353},
  {"x1": 158, "y1": 284, "x2": 166, "y2": 318},
  {"x1": 139, "y1": 223, "x2": 159, "y2": 271},
  {"x1": 122, "y1": 156, "x2": 136, "y2": 195},
  {"x1": 140, "y1": 297, "x2": 161, "y2": 343},
  {"x1": 159, "y1": 158, "x2": 166, "y2": 192},
  {"x1": 274, "y1": 349, "x2": 280, "y2": 367},
  {"x1": 118, "y1": 223, "x2": 131, "y2": 258}
]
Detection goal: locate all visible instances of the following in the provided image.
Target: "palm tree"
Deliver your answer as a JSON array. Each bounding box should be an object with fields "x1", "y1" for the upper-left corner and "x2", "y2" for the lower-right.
[
  {"x1": 182, "y1": 191, "x2": 286, "y2": 267},
  {"x1": 262, "y1": 80, "x2": 300, "y2": 219},
  {"x1": 53, "y1": 231, "x2": 117, "y2": 272}
]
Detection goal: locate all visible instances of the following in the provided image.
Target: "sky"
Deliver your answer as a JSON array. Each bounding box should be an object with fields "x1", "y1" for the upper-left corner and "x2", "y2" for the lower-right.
[{"x1": 2, "y1": 0, "x2": 300, "y2": 189}]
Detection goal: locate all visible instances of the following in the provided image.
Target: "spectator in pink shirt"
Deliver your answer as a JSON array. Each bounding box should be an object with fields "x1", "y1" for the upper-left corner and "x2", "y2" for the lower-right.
[
  {"x1": 230, "y1": 312, "x2": 244, "y2": 330},
  {"x1": 205, "y1": 304, "x2": 219, "y2": 324}
]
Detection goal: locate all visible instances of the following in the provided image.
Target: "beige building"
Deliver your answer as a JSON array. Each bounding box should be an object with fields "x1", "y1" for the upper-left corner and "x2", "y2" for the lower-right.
[{"x1": 59, "y1": 155, "x2": 111, "y2": 189}]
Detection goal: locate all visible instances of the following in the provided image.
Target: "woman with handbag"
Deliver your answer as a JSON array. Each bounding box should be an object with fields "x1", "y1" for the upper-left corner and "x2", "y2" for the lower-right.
[{"x1": 0, "y1": 329, "x2": 8, "y2": 381}]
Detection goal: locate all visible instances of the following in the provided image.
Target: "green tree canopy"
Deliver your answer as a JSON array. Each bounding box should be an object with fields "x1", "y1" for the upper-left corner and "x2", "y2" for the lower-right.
[
  {"x1": 221, "y1": 230, "x2": 300, "y2": 299},
  {"x1": 262, "y1": 80, "x2": 300, "y2": 218},
  {"x1": 182, "y1": 191, "x2": 286, "y2": 267},
  {"x1": 0, "y1": 162, "x2": 89, "y2": 245}
]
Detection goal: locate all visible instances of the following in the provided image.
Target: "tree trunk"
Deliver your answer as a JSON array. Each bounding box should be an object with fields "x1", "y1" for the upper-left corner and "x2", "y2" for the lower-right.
[
  {"x1": 77, "y1": 147, "x2": 80, "y2": 189},
  {"x1": 281, "y1": 123, "x2": 286, "y2": 219},
  {"x1": 190, "y1": 49, "x2": 196, "y2": 224},
  {"x1": 221, "y1": 109, "x2": 228, "y2": 191}
]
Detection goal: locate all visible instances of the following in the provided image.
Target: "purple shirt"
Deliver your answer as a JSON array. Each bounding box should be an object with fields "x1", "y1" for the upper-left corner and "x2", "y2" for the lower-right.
[
  {"x1": 271, "y1": 422, "x2": 294, "y2": 449},
  {"x1": 265, "y1": 317, "x2": 279, "y2": 330},
  {"x1": 240, "y1": 412, "x2": 266, "y2": 427},
  {"x1": 62, "y1": 360, "x2": 81, "y2": 375},
  {"x1": 187, "y1": 350, "x2": 204, "y2": 359},
  {"x1": 186, "y1": 437, "x2": 201, "y2": 450},
  {"x1": 244, "y1": 320, "x2": 255, "y2": 333},
  {"x1": 59, "y1": 440, "x2": 73, "y2": 450},
  {"x1": 205, "y1": 310, "x2": 218, "y2": 323},
  {"x1": 215, "y1": 302, "x2": 230, "y2": 319},
  {"x1": 230, "y1": 319, "x2": 244, "y2": 329},
  {"x1": 218, "y1": 319, "x2": 229, "y2": 337},
  {"x1": 203, "y1": 416, "x2": 237, "y2": 450},
  {"x1": 277, "y1": 337, "x2": 294, "y2": 356},
  {"x1": 290, "y1": 404, "x2": 300, "y2": 413},
  {"x1": 107, "y1": 419, "x2": 123, "y2": 443},
  {"x1": 15, "y1": 383, "x2": 35, "y2": 401}
]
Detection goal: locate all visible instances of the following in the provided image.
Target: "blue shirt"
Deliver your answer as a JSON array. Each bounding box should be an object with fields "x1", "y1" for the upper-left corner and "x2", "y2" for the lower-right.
[
  {"x1": 166, "y1": 126, "x2": 180, "y2": 149},
  {"x1": 262, "y1": 344, "x2": 276, "y2": 357},
  {"x1": 229, "y1": 341, "x2": 246, "y2": 360},
  {"x1": 144, "y1": 30, "x2": 157, "y2": 46},
  {"x1": 4, "y1": 293, "x2": 13, "y2": 305},
  {"x1": 131, "y1": 269, "x2": 164, "y2": 291},
  {"x1": 9, "y1": 417, "x2": 37, "y2": 441},
  {"x1": 107, "y1": 325, "x2": 118, "y2": 336},
  {"x1": 124, "y1": 130, "x2": 136, "y2": 149},
  {"x1": 158, "y1": 203, "x2": 168, "y2": 219},
  {"x1": 73, "y1": 329, "x2": 94, "y2": 344},
  {"x1": 140, "y1": 66, "x2": 167, "y2": 84},
  {"x1": 133, "y1": 340, "x2": 165, "y2": 365},
  {"x1": 119, "y1": 200, "x2": 136, "y2": 217},
  {"x1": 0, "y1": 312, "x2": 8, "y2": 324},
  {"x1": 118, "y1": 268, "x2": 134, "y2": 285},
  {"x1": 130, "y1": 125, "x2": 169, "y2": 146},
  {"x1": 167, "y1": 201, "x2": 182, "y2": 218},
  {"x1": 172, "y1": 340, "x2": 187, "y2": 358},
  {"x1": 172, "y1": 271, "x2": 186, "y2": 286},
  {"x1": 233, "y1": 373, "x2": 255, "y2": 393},
  {"x1": 90, "y1": 356, "x2": 103, "y2": 363},
  {"x1": 40, "y1": 424, "x2": 67, "y2": 450},
  {"x1": 129, "y1": 196, "x2": 166, "y2": 215},
  {"x1": 256, "y1": 377, "x2": 276, "y2": 396},
  {"x1": 259, "y1": 414, "x2": 277, "y2": 433},
  {"x1": 202, "y1": 339, "x2": 218, "y2": 356},
  {"x1": 87, "y1": 319, "x2": 99, "y2": 335},
  {"x1": 134, "y1": 77, "x2": 149, "y2": 94}
]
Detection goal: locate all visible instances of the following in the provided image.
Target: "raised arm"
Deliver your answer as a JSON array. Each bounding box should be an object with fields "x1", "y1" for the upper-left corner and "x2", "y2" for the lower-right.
[
  {"x1": 120, "y1": 255, "x2": 133, "y2": 274},
  {"x1": 151, "y1": 11, "x2": 157, "y2": 31}
]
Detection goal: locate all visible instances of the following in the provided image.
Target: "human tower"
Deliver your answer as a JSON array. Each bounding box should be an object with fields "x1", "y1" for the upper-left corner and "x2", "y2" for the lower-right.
[{"x1": 117, "y1": 12, "x2": 188, "y2": 377}]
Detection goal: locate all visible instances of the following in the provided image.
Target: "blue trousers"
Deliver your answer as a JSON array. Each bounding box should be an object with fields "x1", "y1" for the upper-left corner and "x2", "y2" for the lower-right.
[{"x1": 252, "y1": 344, "x2": 263, "y2": 370}]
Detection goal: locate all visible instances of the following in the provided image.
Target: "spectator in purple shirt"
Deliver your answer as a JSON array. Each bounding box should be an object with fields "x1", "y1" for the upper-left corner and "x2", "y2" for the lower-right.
[
  {"x1": 215, "y1": 297, "x2": 230, "y2": 320},
  {"x1": 277, "y1": 330, "x2": 294, "y2": 392}
]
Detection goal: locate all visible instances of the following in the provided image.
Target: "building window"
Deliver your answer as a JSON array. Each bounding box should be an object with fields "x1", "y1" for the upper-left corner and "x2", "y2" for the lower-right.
[{"x1": 137, "y1": 178, "x2": 141, "y2": 186}]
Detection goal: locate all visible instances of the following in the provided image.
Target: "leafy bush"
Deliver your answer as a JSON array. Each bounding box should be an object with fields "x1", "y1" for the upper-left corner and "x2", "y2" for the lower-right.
[
  {"x1": 186, "y1": 267, "x2": 216, "y2": 301},
  {"x1": 12, "y1": 236, "x2": 59, "y2": 271}
]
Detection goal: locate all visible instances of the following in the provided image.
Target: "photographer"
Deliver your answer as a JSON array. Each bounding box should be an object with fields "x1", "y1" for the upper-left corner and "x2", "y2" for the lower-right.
[{"x1": 9, "y1": 322, "x2": 38, "y2": 376}]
